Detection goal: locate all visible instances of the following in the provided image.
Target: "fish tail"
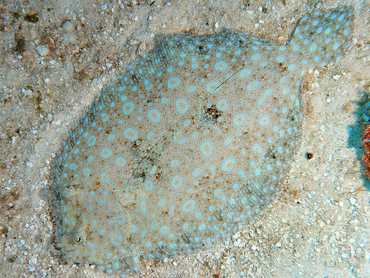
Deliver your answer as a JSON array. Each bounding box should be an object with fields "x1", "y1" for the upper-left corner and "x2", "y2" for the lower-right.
[{"x1": 288, "y1": 6, "x2": 354, "y2": 71}]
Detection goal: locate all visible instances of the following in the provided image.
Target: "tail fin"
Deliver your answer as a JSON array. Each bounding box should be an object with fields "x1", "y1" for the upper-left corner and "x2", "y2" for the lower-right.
[{"x1": 288, "y1": 6, "x2": 354, "y2": 71}]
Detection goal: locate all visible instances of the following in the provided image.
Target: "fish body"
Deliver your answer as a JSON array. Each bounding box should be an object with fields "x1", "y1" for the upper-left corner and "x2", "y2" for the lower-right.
[{"x1": 52, "y1": 6, "x2": 354, "y2": 276}]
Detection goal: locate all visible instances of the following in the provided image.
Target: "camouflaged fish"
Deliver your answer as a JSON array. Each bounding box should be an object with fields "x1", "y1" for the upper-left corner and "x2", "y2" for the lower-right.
[{"x1": 52, "y1": 6, "x2": 354, "y2": 277}]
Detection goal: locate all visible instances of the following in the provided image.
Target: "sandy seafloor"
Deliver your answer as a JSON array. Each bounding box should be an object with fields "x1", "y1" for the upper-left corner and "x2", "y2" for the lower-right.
[{"x1": 0, "y1": 0, "x2": 369, "y2": 277}]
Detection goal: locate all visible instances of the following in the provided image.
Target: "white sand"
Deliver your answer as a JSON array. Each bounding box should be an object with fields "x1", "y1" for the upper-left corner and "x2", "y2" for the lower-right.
[{"x1": 0, "y1": 0, "x2": 369, "y2": 277}]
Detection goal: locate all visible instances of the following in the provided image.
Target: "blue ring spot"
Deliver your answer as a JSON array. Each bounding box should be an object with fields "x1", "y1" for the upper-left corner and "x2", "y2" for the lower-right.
[
  {"x1": 257, "y1": 96, "x2": 265, "y2": 106},
  {"x1": 214, "y1": 188, "x2": 223, "y2": 198},
  {"x1": 102, "y1": 113, "x2": 109, "y2": 122},
  {"x1": 115, "y1": 156, "x2": 126, "y2": 168},
  {"x1": 288, "y1": 64, "x2": 296, "y2": 71},
  {"x1": 252, "y1": 143, "x2": 263, "y2": 153},
  {"x1": 107, "y1": 134, "x2": 115, "y2": 141},
  {"x1": 130, "y1": 224, "x2": 138, "y2": 234},
  {"x1": 87, "y1": 136, "x2": 96, "y2": 146},
  {"x1": 98, "y1": 198, "x2": 107, "y2": 206},
  {"x1": 200, "y1": 141, "x2": 214, "y2": 158},
  {"x1": 181, "y1": 199, "x2": 196, "y2": 213},
  {"x1": 91, "y1": 218, "x2": 97, "y2": 228},
  {"x1": 124, "y1": 128, "x2": 138, "y2": 141},
  {"x1": 310, "y1": 42, "x2": 317, "y2": 52},
  {"x1": 214, "y1": 61, "x2": 227, "y2": 71},
  {"x1": 251, "y1": 53, "x2": 261, "y2": 60},
  {"x1": 69, "y1": 163, "x2": 77, "y2": 170},
  {"x1": 144, "y1": 180, "x2": 154, "y2": 192},
  {"x1": 276, "y1": 56, "x2": 285, "y2": 62},
  {"x1": 258, "y1": 114, "x2": 270, "y2": 126},
  {"x1": 216, "y1": 99, "x2": 229, "y2": 111},
  {"x1": 233, "y1": 113, "x2": 247, "y2": 127},
  {"x1": 171, "y1": 175, "x2": 184, "y2": 189},
  {"x1": 206, "y1": 81, "x2": 221, "y2": 94},
  {"x1": 192, "y1": 167, "x2": 202, "y2": 177},
  {"x1": 187, "y1": 86, "x2": 196, "y2": 92},
  {"x1": 123, "y1": 102, "x2": 134, "y2": 115},
  {"x1": 223, "y1": 136, "x2": 232, "y2": 146},
  {"x1": 83, "y1": 168, "x2": 91, "y2": 179},
  {"x1": 175, "y1": 98, "x2": 189, "y2": 114},
  {"x1": 158, "y1": 198, "x2": 166, "y2": 207},
  {"x1": 183, "y1": 119, "x2": 191, "y2": 127},
  {"x1": 239, "y1": 68, "x2": 251, "y2": 78},
  {"x1": 282, "y1": 87, "x2": 290, "y2": 95},
  {"x1": 139, "y1": 200, "x2": 148, "y2": 214},
  {"x1": 159, "y1": 225, "x2": 170, "y2": 235},
  {"x1": 170, "y1": 159, "x2": 180, "y2": 168},
  {"x1": 238, "y1": 171, "x2": 245, "y2": 178},
  {"x1": 247, "y1": 80, "x2": 259, "y2": 91},
  {"x1": 99, "y1": 172, "x2": 111, "y2": 184},
  {"x1": 148, "y1": 109, "x2": 161, "y2": 123},
  {"x1": 222, "y1": 157, "x2": 236, "y2": 172},
  {"x1": 101, "y1": 148, "x2": 113, "y2": 159},
  {"x1": 115, "y1": 214, "x2": 126, "y2": 224},
  {"x1": 147, "y1": 131, "x2": 154, "y2": 141},
  {"x1": 168, "y1": 77, "x2": 180, "y2": 88}
]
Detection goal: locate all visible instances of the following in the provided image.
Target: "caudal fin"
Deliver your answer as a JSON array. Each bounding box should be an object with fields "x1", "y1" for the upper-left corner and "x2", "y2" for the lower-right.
[{"x1": 288, "y1": 6, "x2": 354, "y2": 70}]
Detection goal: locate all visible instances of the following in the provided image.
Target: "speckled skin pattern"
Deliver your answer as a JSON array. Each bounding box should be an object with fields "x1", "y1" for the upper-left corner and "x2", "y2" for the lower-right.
[{"x1": 52, "y1": 7, "x2": 353, "y2": 277}]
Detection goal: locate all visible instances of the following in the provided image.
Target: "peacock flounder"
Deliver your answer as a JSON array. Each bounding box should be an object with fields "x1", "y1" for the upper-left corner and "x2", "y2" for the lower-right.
[{"x1": 52, "y1": 6, "x2": 354, "y2": 277}]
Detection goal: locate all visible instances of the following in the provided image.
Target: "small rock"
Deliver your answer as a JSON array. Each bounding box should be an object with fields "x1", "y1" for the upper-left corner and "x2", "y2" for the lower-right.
[
  {"x1": 332, "y1": 74, "x2": 341, "y2": 80},
  {"x1": 62, "y1": 21, "x2": 75, "y2": 32},
  {"x1": 35, "y1": 45, "x2": 50, "y2": 57}
]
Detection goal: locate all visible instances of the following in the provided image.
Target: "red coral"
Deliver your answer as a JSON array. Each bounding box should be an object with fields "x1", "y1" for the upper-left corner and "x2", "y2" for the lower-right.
[{"x1": 361, "y1": 124, "x2": 370, "y2": 177}]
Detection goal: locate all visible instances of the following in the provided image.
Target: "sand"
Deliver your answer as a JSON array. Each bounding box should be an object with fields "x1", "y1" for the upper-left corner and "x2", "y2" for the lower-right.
[{"x1": 0, "y1": 0, "x2": 369, "y2": 277}]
